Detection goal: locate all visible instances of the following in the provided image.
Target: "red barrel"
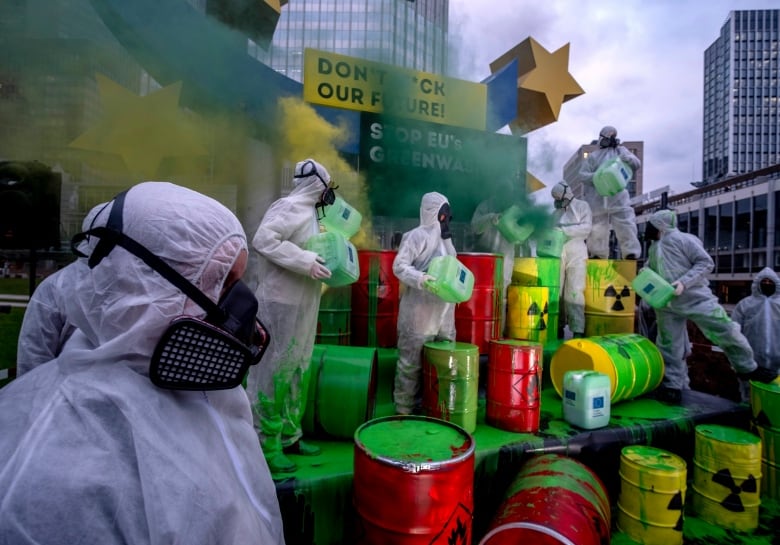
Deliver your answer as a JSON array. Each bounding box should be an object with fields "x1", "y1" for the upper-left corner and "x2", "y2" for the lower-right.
[
  {"x1": 486, "y1": 339, "x2": 543, "y2": 433},
  {"x1": 479, "y1": 454, "x2": 611, "y2": 545},
  {"x1": 455, "y1": 253, "x2": 504, "y2": 354},
  {"x1": 351, "y1": 250, "x2": 399, "y2": 348},
  {"x1": 354, "y1": 416, "x2": 475, "y2": 544}
]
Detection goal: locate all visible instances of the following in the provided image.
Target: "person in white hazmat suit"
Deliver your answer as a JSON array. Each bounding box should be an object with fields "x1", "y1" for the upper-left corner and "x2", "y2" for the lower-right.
[
  {"x1": 16, "y1": 202, "x2": 107, "y2": 374},
  {"x1": 246, "y1": 158, "x2": 334, "y2": 474},
  {"x1": 551, "y1": 182, "x2": 592, "y2": 338},
  {"x1": 578, "y1": 125, "x2": 641, "y2": 260},
  {"x1": 0, "y1": 182, "x2": 285, "y2": 545},
  {"x1": 393, "y1": 192, "x2": 457, "y2": 415},
  {"x1": 732, "y1": 267, "x2": 780, "y2": 401},
  {"x1": 471, "y1": 196, "x2": 521, "y2": 335},
  {"x1": 645, "y1": 209, "x2": 778, "y2": 404}
]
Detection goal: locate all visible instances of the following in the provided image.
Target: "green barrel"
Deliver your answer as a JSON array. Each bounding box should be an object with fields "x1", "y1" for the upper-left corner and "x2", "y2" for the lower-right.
[
  {"x1": 315, "y1": 286, "x2": 352, "y2": 345},
  {"x1": 303, "y1": 345, "x2": 377, "y2": 439},
  {"x1": 422, "y1": 341, "x2": 480, "y2": 433},
  {"x1": 372, "y1": 347, "x2": 399, "y2": 419}
]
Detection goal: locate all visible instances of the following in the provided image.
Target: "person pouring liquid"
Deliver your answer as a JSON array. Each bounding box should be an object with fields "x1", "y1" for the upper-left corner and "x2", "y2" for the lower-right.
[
  {"x1": 577, "y1": 125, "x2": 642, "y2": 260},
  {"x1": 246, "y1": 158, "x2": 334, "y2": 475},
  {"x1": 392, "y1": 192, "x2": 457, "y2": 415},
  {"x1": 551, "y1": 181, "x2": 592, "y2": 338},
  {"x1": 645, "y1": 209, "x2": 778, "y2": 403}
]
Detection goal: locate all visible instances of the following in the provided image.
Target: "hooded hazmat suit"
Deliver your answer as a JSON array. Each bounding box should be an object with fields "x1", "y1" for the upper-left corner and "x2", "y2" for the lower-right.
[
  {"x1": 577, "y1": 126, "x2": 641, "y2": 259},
  {"x1": 0, "y1": 182, "x2": 285, "y2": 545},
  {"x1": 471, "y1": 196, "x2": 518, "y2": 334},
  {"x1": 551, "y1": 182, "x2": 592, "y2": 336},
  {"x1": 647, "y1": 209, "x2": 759, "y2": 393},
  {"x1": 246, "y1": 159, "x2": 332, "y2": 470},
  {"x1": 393, "y1": 192, "x2": 457, "y2": 415},
  {"x1": 16, "y1": 202, "x2": 107, "y2": 374},
  {"x1": 732, "y1": 267, "x2": 780, "y2": 398}
]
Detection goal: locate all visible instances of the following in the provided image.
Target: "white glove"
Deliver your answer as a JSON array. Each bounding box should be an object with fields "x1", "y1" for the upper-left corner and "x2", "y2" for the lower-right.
[
  {"x1": 417, "y1": 274, "x2": 434, "y2": 290},
  {"x1": 309, "y1": 257, "x2": 332, "y2": 280},
  {"x1": 671, "y1": 281, "x2": 685, "y2": 296}
]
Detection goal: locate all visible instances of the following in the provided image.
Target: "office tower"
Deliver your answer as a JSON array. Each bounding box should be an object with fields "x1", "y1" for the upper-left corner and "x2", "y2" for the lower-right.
[
  {"x1": 702, "y1": 9, "x2": 780, "y2": 184},
  {"x1": 251, "y1": 0, "x2": 449, "y2": 82}
]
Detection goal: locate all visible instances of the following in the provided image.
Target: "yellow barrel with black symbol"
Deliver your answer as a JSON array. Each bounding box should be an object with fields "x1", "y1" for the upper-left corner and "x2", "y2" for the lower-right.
[
  {"x1": 511, "y1": 257, "x2": 561, "y2": 339},
  {"x1": 506, "y1": 285, "x2": 551, "y2": 344},
  {"x1": 691, "y1": 424, "x2": 762, "y2": 532},
  {"x1": 585, "y1": 259, "x2": 637, "y2": 336},
  {"x1": 617, "y1": 445, "x2": 687, "y2": 545}
]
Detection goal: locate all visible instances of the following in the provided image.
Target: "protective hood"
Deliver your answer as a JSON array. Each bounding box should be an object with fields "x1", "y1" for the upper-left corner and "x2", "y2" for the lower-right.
[
  {"x1": 649, "y1": 209, "x2": 677, "y2": 233},
  {"x1": 290, "y1": 158, "x2": 331, "y2": 204},
  {"x1": 420, "y1": 191, "x2": 449, "y2": 226},
  {"x1": 752, "y1": 267, "x2": 780, "y2": 298},
  {"x1": 62, "y1": 181, "x2": 247, "y2": 376}
]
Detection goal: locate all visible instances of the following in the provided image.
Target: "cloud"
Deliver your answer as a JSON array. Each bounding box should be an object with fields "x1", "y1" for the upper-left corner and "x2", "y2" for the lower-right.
[{"x1": 448, "y1": 0, "x2": 779, "y2": 196}]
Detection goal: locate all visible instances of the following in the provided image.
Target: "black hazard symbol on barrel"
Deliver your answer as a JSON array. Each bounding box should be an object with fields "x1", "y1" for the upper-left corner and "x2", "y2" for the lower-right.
[
  {"x1": 430, "y1": 502, "x2": 471, "y2": 545},
  {"x1": 527, "y1": 301, "x2": 548, "y2": 331},
  {"x1": 667, "y1": 491, "x2": 685, "y2": 531},
  {"x1": 603, "y1": 285, "x2": 632, "y2": 311},
  {"x1": 712, "y1": 468, "x2": 757, "y2": 512}
]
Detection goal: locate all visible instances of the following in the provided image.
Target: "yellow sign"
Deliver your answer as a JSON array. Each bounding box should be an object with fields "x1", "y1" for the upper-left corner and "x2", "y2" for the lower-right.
[{"x1": 303, "y1": 48, "x2": 487, "y2": 131}]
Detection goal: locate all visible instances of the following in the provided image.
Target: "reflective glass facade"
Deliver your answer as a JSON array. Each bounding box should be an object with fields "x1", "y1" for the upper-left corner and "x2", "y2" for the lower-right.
[
  {"x1": 250, "y1": 0, "x2": 449, "y2": 82},
  {"x1": 703, "y1": 10, "x2": 780, "y2": 183}
]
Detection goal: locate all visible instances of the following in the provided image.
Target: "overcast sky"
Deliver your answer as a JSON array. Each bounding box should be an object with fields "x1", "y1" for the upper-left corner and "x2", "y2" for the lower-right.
[{"x1": 447, "y1": 0, "x2": 779, "y2": 198}]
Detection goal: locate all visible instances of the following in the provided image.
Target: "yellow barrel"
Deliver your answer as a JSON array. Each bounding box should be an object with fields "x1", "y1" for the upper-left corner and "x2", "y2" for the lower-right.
[
  {"x1": 550, "y1": 333, "x2": 664, "y2": 404},
  {"x1": 585, "y1": 259, "x2": 637, "y2": 336},
  {"x1": 691, "y1": 424, "x2": 762, "y2": 532},
  {"x1": 755, "y1": 423, "x2": 780, "y2": 500},
  {"x1": 506, "y1": 286, "x2": 551, "y2": 344},
  {"x1": 750, "y1": 380, "x2": 780, "y2": 430},
  {"x1": 617, "y1": 445, "x2": 686, "y2": 545}
]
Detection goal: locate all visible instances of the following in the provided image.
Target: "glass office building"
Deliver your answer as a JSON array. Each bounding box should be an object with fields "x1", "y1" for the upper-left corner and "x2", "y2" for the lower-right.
[
  {"x1": 250, "y1": 0, "x2": 449, "y2": 82},
  {"x1": 702, "y1": 9, "x2": 780, "y2": 184}
]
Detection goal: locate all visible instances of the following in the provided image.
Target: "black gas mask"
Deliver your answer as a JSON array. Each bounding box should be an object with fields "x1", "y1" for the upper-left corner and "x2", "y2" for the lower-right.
[
  {"x1": 599, "y1": 134, "x2": 618, "y2": 148},
  {"x1": 295, "y1": 160, "x2": 338, "y2": 220},
  {"x1": 71, "y1": 190, "x2": 270, "y2": 391},
  {"x1": 644, "y1": 222, "x2": 660, "y2": 242},
  {"x1": 759, "y1": 279, "x2": 776, "y2": 297},
  {"x1": 437, "y1": 202, "x2": 452, "y2": 240}
]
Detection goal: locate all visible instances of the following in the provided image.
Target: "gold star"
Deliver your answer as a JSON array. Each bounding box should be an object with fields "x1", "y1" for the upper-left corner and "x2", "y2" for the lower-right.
[
  {"x1": 69, "y1": 74, "x2": 207, "y2": 179},
  {"x1": 491, "y1": 37, "x2": 585, "y2": 134}
]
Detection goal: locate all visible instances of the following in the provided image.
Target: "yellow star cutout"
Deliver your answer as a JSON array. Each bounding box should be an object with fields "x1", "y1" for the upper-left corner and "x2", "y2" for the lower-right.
[
  {"x1": 69, "y1": 74, "x2": 207, "y2": 179},
  {"x1": 491, "y1": 37, "x2": 585, "y2": 134}
]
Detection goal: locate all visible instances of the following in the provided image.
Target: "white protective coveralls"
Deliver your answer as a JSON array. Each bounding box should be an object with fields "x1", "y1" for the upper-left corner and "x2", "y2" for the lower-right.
[
  {"x1": 471, "y1": 196, "x2": 517, "y2": 334},
  {"x1": 393, "y1": 192, "x2": 457, "y2": 415},
  {"x1": 732, "y1": 267, "x2": 780, "y2": 399},
  {"x1": 551, "y1": 182, "x2": 592, "y2": 336},
  {"x1": 16, "y1": 202, "x2": 106, "y2": 374},
  {"x1": 577, "y1": 126, "x2": 642, "y2": 259},
  {"x1": 647, "y1": 209, "x2": 758, "y2": 391},
  {"x1": 0, "y1": 182, "x2": 285, "y2": 545},
  {"x1": 246, "y1": 159, "x2": 331, "y2": 464}
]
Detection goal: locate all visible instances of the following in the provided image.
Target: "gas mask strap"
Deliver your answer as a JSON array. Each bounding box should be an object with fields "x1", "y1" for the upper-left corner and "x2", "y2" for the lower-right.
[
  {"x1": 81, "y1": 226, "x2": 226, "y2": 323},
  {"x1": 87, "y1": 189, "x2": 128, "y2": 269}
]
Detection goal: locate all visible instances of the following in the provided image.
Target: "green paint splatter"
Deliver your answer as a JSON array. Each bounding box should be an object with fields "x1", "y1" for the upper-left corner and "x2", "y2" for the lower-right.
[{"x1": 356, "y1": 417, "x2": 472, "y2": 462}]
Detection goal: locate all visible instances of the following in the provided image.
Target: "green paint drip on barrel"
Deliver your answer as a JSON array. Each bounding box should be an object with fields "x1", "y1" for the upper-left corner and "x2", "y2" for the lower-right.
[{"x1": 423, "y1": 341, "x2": 480, "y2": 433}]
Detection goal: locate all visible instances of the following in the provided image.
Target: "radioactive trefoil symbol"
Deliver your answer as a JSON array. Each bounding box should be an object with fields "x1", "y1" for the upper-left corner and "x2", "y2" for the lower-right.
[
  {"x1": 712, "y1": 468, "x2": 757, "y2": 512},
  {"x1": 603, "y1": 285, "x2": 632, "y2": 311},
  {"x1": 527, "y1": 301, "x2": 548, "y2": 330},
  {"x1": 666, "y1": 491, "x2": 685, "y2": 531}
]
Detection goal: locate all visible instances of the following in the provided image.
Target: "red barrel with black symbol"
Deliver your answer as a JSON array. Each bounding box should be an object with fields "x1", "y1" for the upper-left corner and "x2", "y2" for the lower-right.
[{"x1": 486, "y1": 339, "x2": 543, "y2": 433}]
